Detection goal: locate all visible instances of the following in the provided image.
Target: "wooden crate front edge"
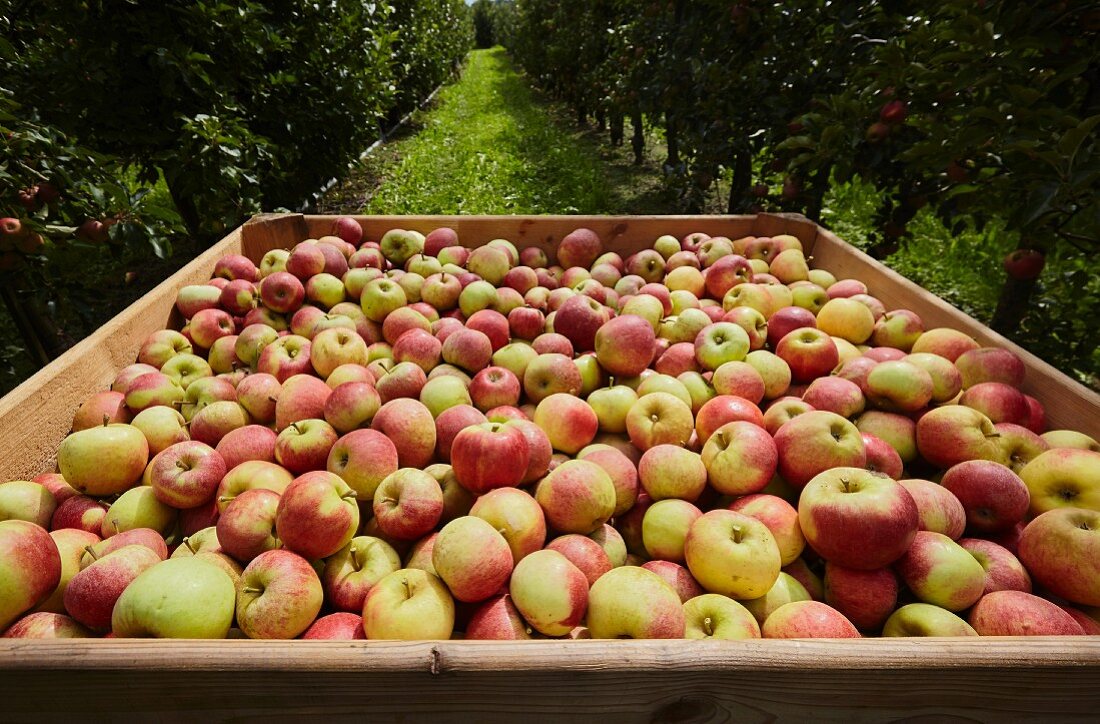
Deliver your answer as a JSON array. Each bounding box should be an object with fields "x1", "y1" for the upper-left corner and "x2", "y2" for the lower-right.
[{"x1": 1, "y1": 639, "x2": 1098, "y2": 721}]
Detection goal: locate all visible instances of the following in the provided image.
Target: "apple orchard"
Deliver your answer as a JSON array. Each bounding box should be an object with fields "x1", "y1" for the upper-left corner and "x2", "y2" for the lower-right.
[{"x1": 3, "y1": 220, "x2": 1099, "y2": 641}]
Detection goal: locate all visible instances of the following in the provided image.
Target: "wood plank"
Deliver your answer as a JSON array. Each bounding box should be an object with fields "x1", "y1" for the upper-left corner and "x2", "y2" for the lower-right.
[{"x1": 0, "y1": 639, "x2": 1097, "y2": 721}]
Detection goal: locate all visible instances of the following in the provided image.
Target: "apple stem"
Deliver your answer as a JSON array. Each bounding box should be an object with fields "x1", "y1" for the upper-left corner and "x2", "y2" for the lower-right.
[
  {"x1": 342, "y1": 492, "x2": 358, "y2": 502},
  {"x1": 703, "y1": 616, "x2": 713, "y2": 636},
  {"x1": 242, "y1": 586, "x2": 262, "y2": 594},
  {"x1": 102, "y1": 414, "x2": 110, "y2": 427},
  {"x1": 84, "y1": 545, "x2": 99, "y2": 561},
  {"x1": 184, "y1": 538, "x2": 197, "y2": 554},
  {"x1": 730, "y1": 525, "x2": 743, "y2": 544},
  {"x1": 401, "y1": 577, "x2": 411, "y2": 598},
  {"x1": 381, "y1": 497, "x2": 397, "y2": 505}
]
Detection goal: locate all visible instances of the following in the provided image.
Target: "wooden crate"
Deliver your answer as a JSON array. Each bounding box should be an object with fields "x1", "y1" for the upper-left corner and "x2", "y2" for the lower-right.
[{"x1": 1, "y1": 213, "x2": 1098, "y2": 720}]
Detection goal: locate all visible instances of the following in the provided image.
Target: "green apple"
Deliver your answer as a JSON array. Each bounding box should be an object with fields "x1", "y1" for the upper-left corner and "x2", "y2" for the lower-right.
[
  {"x1": 101, "y1": 486, "x2": 177, "y2": 538},
  {"x1": 0, "y1": 481, "x2": 56, "y2": 528},
  {"x1": 363, "y1": 568, "x2": 454, "y2": 640},
  {"x1": 882, "y1": 603, "x2": 978, "y2": 637},
  {"x1": 741, "y1": 572, "x2": 811, "y2": 625},
  {"x1": 508, "y1": 549, "x2": 588, "y2": 636},
  {"x1": 586, "y1": 566, "x2": 685, "y2": 639},
  {"x1": 684, "y1": 510, "x2": 781, "y2": 599},
  {"x1": 57, "y1": 423, "x2": 149, "y2": 496},
  {"x1": 112, "y1": 557, "x2": 235, "y2": 638},
  {"x1": 683, "y1": 594, "x2": 760, "y2": 639}
]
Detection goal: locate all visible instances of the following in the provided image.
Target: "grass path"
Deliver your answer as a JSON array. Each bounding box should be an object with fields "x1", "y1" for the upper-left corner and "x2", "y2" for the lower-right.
[{"x1": 319, "y1": 48, "x2": 676, "y2": 215}]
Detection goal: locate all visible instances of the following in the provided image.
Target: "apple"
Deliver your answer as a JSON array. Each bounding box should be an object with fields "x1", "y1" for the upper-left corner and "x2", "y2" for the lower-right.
[
  {"x1": 321, "y1": 535, "x2": 401, "y2": 612},
  {"x1": 257, "y1": 335, "x2": 312, "y2": 382},
  {"x1": 896, "y1": 531, "x2": 986, "y2": 611},
  {"x1": 70, "y1": 390, "x2": 132, "y2": 432},
  {"x1": 57, "y1": 423, "x2": 149, "y2": 497},
  {"x1": 959, "y1": 382, "x2": 1030, "y2": 426},
  {"x1": 955, "y1": 347, "x2": 1026, "y2": 389},
  {"x1": 451, "y1": 421, "x2": 530, "y2": 494},
  {"x1": 586, "y1": 566, "x2": 685, "y2": 639},
  {"x1": 800, "y1": 377, "x2": 864, "y2": 419},
  {"x1": 855, "y1": 410, "x2": 918, "y2": 464},
  {"x1": 81, "y1": 528, "x2": 167, "y2": 566},
  {"x1": 373, "y1": 468, "x2": 444, "y2": 541},
  {"x1": 775, "y1": 328, "x2": 839, "y2": 383},
  {"x1": 761, "y1": 600, "x2": 861, "y2": 638},
  {"x1": 681, "y1": 594, "x2": 759, "y2": 640},
  {"x1": 642, "y1": 499, "x2": 702, "y2": 562},
  {"x1": 639, "y1": 560, "x2": 703, "y2": 603},
  {"x1": 533, "y1": 393, "x2": 597, "y2": 455},
  {"x1": 535, "y1": 459, "x2": 616, "y2": 535},
  {"x1": 940, "y1": 460, "x2": 1029, "y2": 533},
  {"x1": 863, "y1": 360, "x2": 934, "y2": 413},
  {"x1": 882, "y1": 603, "x2": 978, "y2": 637},
  {"x1": 898, "y1": 478, "x2": 966, "y2": 539},
  {"x1": 1019, "y1": 448, "x2": 1100, "y2": 516},
  {"x1": 100, "y1": 486, "x2": 177, "y2": 538},
  {"x1": 1018, "y1": 507, "x2": 1100, "y2": 606},
  {"x1": 2, "y1": 612, "x2": 91, "y2": 639},
  {"x1": 554, "y1": 294, "x2": 608, "y2": 353},
  {"x1": 363, "y1": 568, "x2": 454, "y2": 639},
  {"x1": 432, "y1": 516, "x2": 514, "y2": 603},
  {"x1": 904, "y1": 352, "x2": 963, "y2": 403},
  {"x1": 625, "y1": 392, "x2": 694, "y2": 451},
  {"x1": 1042, "y1": 429, "x2": 1100, "y2": 452},
  {"x1": 728, "y1": 494, "x2": 805, "y2": 567},
  {"x1": 50, "y1": 496, "x2": 107, "y2": 537},
  {"x1": 214, "y1": 461, "x2": 292, "y2": 514},
  {"x1": 216, "y1": 489, "x2": 281, "y2": 563},
  {"x1": 593, "y1": 314, "x2": 656, "y2": 377},
  {"x1": 0, "y1": 481, "x2": 55, "y2": 528},
  {"x1": 637, "y1": 444, "x2": 707, "y2": 502},
  {"x1": 236, "y1": 373, "x2": 281, "y2": 424},
  {"x1": 968, "y1": 590, "x2": 1084, "y2": 636},
  {"x1": 470, "y1": 488, "x2": 546, "y2": 564},
  {"x1": 871, "y1": 309, "x2": 924, "y2": 351},
  {"x1": 958, "y1": 538, "x2": 1032, "y2": 595},
  {"x1": 274, "y1": 418, "x2": 338, "y2": 474},
  {"x1": 774, "y1": 411, "x2": 866, "y2": 490},
  {"x1": 111, "y1": 556, "x2": 236, "y2": 639},
  {"x1": 823, "y1": 563, "x2": 897, "y2": 631},
  {"x1": 371, "y1": 399, "x2": 437, "y2": 468},
  {"x1": 683, "y1": 510, "x2": 780, "y2": 599},
  {"x1": 577, "y1": 446, "x2": 638, "y2": 517},
  {"x1": 995, "y1": 422, "x2": 1049, "y2": 474},
  {"x1": 0, "y1": 520, "x2": 61, "y2": 630},
  {"x1": 433, "y1": 404, "x2": 487, "y2": 462},
  {"x1": 146, "y1": 440, "x2": 226, "y2": 509},
  {"x1": 276, "y1": 471, "x2": 359, "y2": 559},
  {"x1": 237, "y1": 549, "x2": 324, "y2": 639},
  {"x1": 175, "y1": 284, "x2": 222, "y2": 318},
  {"x1": 798, "y1": 467, "x2": 918, "y2": 570},
  {"x1": 522, "y1": 353, "x2": 583, "y2": 403},
  {"x1": 65, "y1": 544, "x2": 161, "y2": 630},
  {"x1": 910, "y1": 327, "x2": 980, "y2": 362},
  {"x1": 701, "y1": 420, "x2": 778, "y2": 497},
  {"x1": 464, "y1": 594, "x2": 534, "y2": 640},
  {"x1": 916, "y1": 405, "x2": 1008, "y2": 469}
]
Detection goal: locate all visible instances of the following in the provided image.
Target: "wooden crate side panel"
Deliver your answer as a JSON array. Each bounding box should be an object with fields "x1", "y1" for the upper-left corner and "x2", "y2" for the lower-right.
[
  {"x1": 1, "y1": 639, "x2": 1098, "y2": 721},
  {"x1": 810, "y1": 227, "x2": 1100, "y2": 437},
  {"x1": 0, "y1": 230, "x2": 243, "y2": 481}
]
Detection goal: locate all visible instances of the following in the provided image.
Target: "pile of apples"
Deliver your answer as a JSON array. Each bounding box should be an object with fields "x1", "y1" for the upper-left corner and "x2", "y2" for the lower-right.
[{"x1": 2, "y1": 219, "x2": 1099, "y2": 642}]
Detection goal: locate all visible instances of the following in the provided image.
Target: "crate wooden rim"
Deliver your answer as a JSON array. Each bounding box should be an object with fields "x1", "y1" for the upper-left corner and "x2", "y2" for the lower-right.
[{"x1": 2, "y1": 213, "x2": 1099, "y2": 716}]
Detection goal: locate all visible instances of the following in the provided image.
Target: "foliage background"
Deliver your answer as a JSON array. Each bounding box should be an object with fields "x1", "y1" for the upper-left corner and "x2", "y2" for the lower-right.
[{"x1": 0, "y1": 0, "x2": 473, "y2": 394}]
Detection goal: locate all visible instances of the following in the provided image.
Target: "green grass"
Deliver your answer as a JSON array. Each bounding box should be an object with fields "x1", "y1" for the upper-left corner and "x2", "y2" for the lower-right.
[
  {"x1": 322, "y1": 48, "x2": 680, "y2": 216},
  {"x1": 821, "y1": 181, "x2": 1017, "y2": 322},
  {"x1": 362, "y1": 48, "x2": 610, "y2": 214}
]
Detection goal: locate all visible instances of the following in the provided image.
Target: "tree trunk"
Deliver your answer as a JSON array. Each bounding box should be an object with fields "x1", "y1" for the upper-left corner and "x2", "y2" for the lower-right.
[
  {"x1": 631, "y1": 112, "x2": 644, "y2": 165},
  {"x1": 991, "y1": 237, "x2": 1049, "y2": 335},
  {"x1": 665, "y1": 118, "x2": 680, "y2": 169},
  {"x1": 804, "y1": 164, "x2": 832, "y2": 222},
  {"x1": 610, "y1": 112, "x2": 624, "y2": 146},
  {"x1": 576, "y1": 104, "x2": 586, "y2": 127},
  {"x1": 727, "y1": 151, "x2": 752, "y2": 214},
  {"x1": 0, "y1": 279, "x2": 51, "y2": 367},
  {"x1": 596, "y1": 108, "x2": 606, "y2": 132}
]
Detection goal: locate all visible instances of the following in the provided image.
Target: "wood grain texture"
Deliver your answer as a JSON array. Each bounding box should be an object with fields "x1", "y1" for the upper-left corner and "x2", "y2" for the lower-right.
[{"x1": 1, "y1": 639, "x2": 1098, "y2": 721}]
